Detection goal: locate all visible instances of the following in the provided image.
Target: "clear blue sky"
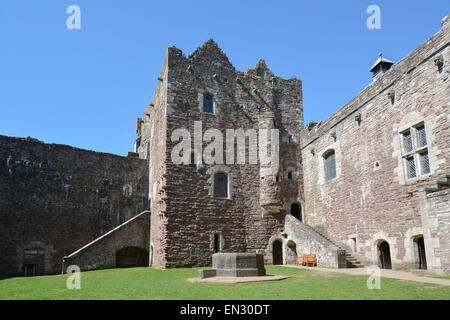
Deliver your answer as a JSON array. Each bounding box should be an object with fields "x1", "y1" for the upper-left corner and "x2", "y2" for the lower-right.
[{"x1": 1, "y1": 1, "x2": 448, "y2": 155}]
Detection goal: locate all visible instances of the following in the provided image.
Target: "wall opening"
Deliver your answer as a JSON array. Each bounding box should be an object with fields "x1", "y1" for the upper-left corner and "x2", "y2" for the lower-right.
[
  {"x1": 286, "y1": 240, "x2": 297, "y2": 265},
  {"x1": 213, "y1": 233, "x2": 221, "y2": 253},
  {"x1": 272, "y1": 240, "x2": 283, "y2": 265},
  {"x1": 323, "y1": 149, "x2": 337, "y2": 181},
  {"x1": 351, "y1": 237, "x2": 357, "y2": 253},
  {"x1": 377, "y1": 241, "x2": 392, "y2": 269},
  {"x1": 23, "y1": 247, "x2": 45, "y2": 276},
  {"x1": 214, "y1": 172, "x2": 228, "y2": 199},
  {"x1": 203, "y1": 94, "x2": 214, "y2": 113},
  {"x1": 290, "y1": 203, "x2": 302, "y2": 222},
  {"x1": 413, "y1": 236, "x2": 427, "y2": 270},
  {"x1": 116, "y1": 247, "x2": 149, "y2": 268}
]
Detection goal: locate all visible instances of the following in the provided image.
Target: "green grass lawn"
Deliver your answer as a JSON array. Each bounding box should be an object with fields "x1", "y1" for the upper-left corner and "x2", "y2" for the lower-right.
[
  {"x1": 432, "y1": 275, "x2": 450, "y2": 280},
  {"x1": 0, "y1": 266, "x2": 449, "y2": 300}
]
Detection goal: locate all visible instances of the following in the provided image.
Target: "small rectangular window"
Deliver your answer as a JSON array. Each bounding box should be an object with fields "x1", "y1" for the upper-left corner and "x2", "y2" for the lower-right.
[
  {"x1": 420, "y1": 152, "x2": 430, "y2": 174},
  {"x1": 203, "y1": 94, "x2": 213, "y2": 113},
  {"x1": 403, "y1": 131, "x2": 413, "y2": 153},
  {"x1": 416, "y1": 125, "x2": 427, "y2": 148},
  {"x1": 407, "y1": 157, "x2": 416, "y2": 178},
  {"x1": 214, "y1": 173, "x2": 228, "y2": 198}
]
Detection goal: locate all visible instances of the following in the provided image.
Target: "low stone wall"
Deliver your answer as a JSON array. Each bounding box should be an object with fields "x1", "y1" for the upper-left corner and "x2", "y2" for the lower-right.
[
  {"x1": 284, "y1": 215, "x2": 346, "y2": 268},
  {"x1": 62, "y1": 211, "x2": 150, "y2": 273}
]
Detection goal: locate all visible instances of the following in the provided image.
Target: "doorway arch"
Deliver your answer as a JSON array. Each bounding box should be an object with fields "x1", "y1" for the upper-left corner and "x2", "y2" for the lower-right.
[
  {"x1": 116, "y1": 247, "x2": 149, "y2": 268},
  {"x1": 272, "y1": 240, "x2": 283, "y2": 265},
  {"x1": 286, "y1": 240, "x2": 297, "y2": 265},
  {"x1": 377, "y1": 241, "x2": 392, "y2": 269},
  {"x1": 413, "y1": 236, "x2": 427, "y2": 270},
  {"x1": 290, "y1": 203, "x2": 302, "y2": 222}
]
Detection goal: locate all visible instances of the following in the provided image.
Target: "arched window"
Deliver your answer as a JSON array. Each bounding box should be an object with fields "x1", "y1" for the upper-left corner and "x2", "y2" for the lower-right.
[
  {"x1": 323, "y1": 150, "x2": 336, "y2": 181},
  {"x1": 214, "y1": 172, "x2": 228, "y2": 199}
]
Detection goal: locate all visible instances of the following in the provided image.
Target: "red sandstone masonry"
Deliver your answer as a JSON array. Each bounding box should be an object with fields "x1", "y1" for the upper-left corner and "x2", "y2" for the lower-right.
[
  {"x1": 300, "y1": 17, "x2": 449, "y2": 270},
  {"x1": 139, "y1": 40, "x2": 304, "y2": 267},
  {"x1": 0, "y1": 136, "x2": 148, "y2": 275}
]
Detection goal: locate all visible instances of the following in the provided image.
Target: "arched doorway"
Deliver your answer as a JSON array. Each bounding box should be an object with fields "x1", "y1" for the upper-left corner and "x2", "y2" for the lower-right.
[
  {"x1": 377, "y1": 241, "x2": 392, "y2": 269},
  {"x1": 286, "y1": 240, "x2": 297, "y2": 265},
  {"x1": 23, "y1": 247, "x2": 45, "y2": 276},
  {"x1": 272, "y1": 240, "x2": 283, "y2": 265},
  {"x1": 414, "y1": 236, "x2": 427, "y2": 270},
  {"x1": 291, "y1": 203, "x2": 302, "y2": 222},
  {"x1": 116, "y1": 247, "x2": 149, "y2": 268}
]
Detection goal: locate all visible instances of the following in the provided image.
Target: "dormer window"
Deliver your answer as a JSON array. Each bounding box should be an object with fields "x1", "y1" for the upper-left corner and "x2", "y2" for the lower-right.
[{"x1": 203, "y1": 94, "x2": 214, "y2": 113}]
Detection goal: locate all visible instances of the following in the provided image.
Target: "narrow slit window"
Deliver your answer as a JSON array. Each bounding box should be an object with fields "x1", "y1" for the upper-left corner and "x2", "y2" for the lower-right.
[
  {"x1": 214, "y1": 234, "x2": 221, "y2": 253},
  {"x1": 189, "y1": 152, "x2": 197, "y2": 168}
]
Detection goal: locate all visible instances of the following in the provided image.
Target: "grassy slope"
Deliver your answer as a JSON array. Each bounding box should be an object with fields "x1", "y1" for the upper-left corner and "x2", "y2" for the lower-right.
[{"x1": 0, "y1": 266, "x2": 449, "y2": 300}]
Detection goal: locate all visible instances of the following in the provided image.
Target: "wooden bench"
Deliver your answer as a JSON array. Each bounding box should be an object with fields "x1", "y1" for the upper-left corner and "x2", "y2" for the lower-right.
[
  {"x1": 296, "y1": 255, "x2": 306, "y2": 266},
  {"x1": 296, "y1": 254, "x2": 316, "y2": 267},
  {"x1": 121, "y1": 258, "x2": 137, "y2": 267},
  {"x1": 305, "y1": 254, "x2": 316, "y2": 267}
]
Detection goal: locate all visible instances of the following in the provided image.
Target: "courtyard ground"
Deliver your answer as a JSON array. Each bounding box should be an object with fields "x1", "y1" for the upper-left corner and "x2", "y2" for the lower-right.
[{"x1": 0, "y1": 266, "x2": 449, "y2": 300}]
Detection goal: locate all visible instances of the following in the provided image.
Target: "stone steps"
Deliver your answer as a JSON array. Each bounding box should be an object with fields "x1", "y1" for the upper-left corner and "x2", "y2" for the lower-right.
[
  {"x1": 346, "y1": 253, "x2": 364, "y2": 268},
  {"x1": 305, "y1": 225, "x2": 365, "y2": 268}
]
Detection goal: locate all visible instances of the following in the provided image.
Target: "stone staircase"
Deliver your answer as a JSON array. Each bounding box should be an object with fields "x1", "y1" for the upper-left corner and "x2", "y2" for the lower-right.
[
  {"x1": 307, "y1": 225, "x2": 365, "y2": 268},
  {"x1": 345, "y1": 253, "x2": 364, "y2": 268}
]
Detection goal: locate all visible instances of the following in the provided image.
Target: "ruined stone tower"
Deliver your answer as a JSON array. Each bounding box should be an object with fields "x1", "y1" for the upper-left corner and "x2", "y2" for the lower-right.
[{"x1": 135, "y1": 39, "x2": 305, "y2": 268}]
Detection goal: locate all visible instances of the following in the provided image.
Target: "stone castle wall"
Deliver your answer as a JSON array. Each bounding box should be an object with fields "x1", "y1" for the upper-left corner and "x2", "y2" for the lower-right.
[
  {"x1": 300, "y1": 18, "x2": 449, "y2": 270},
  {"x1": 420, "y1": 188, "x2": 450, "y2": 274},
  {"x1": 62, "y1": 211, "x2": 150, "y2": 273},
  {"x1": 140, "y1": 40, "x2": 304, "y2": 268},
  {"x1": 0, "y1": 135, "x2": 148, "y2": 275}
]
